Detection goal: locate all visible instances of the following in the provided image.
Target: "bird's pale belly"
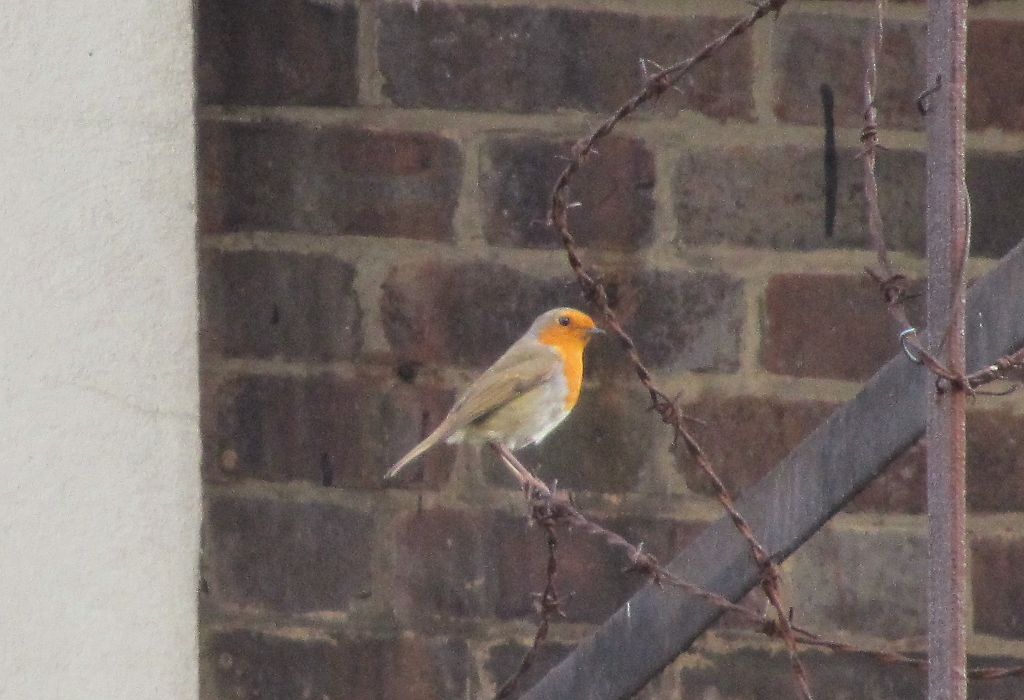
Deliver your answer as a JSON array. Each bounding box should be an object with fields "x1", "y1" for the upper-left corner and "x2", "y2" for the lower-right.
[{"x1": 447, "y1": 374, "x2": 572, "y2": 450}]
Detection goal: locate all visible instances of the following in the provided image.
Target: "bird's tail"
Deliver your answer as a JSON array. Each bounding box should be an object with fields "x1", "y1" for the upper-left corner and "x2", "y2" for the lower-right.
[{"x1": 384, "y1": 420, "x2": 452, "y2": 482}]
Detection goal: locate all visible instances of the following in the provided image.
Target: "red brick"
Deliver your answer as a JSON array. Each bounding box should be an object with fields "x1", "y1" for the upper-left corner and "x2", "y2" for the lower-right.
[
  {"x1": 973, "y1": 535, "x2": 1024, "y2": 639},
  {"x1": 789, "y1": 527, "x2": 927, "y2": 639},
  {"x1": 196, "y1": 0, "x2": 358, "y2": 106},
  {"x1": 393, "y1": 508, "x2": 488, "y2": 618},
  {"x1": 200, "y1": 249, "x2": 362, "y2": 361},
  {"x1": 675, "y1": 396, "x2": 835, "y2": 497},
  {"x1": 378, "y1": 4, "x2": 753, "y2": 120},
  {"x1": 203, "y1": 374, "x2": 456, "y2": 489},
  {"x1": 202, "y1": 495, "x2": 373, "y2": 614},
  {"x1": 488, "y1": 512, "x2": 682, "y2": 624},
  {"x1": 773, "y1": 16, "x2": 925, "y2": 130},
  {"x1": 968, "y1": 22, "x2": 1024, "y2": 132},
  {"x1": 202, "y1": 628, "x2": 475, "y2": 699},
  {"x1": 679, "y1": 647, "x2": 926, "y2": 699},
  {"x1": 761, "y1": 273, "x2": 921, "y2": 381},
  {"x1": 675, "y1": 146, "x2": 925, "y2": 253},
  {"x1": 482, "y1": 135, "x2": 656, "y2": 251},
  {"x1": 381, "y1": 260, "x2": 743, "y2": 373},
  {"x1": 198, "y1": 122, "x2": 462, "y2": 239}
]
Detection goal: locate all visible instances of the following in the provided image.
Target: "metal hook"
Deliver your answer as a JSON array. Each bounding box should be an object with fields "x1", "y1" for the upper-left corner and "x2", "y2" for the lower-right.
[{"x1": 899, "y1": 327, "x2": 923, "y2": 364}]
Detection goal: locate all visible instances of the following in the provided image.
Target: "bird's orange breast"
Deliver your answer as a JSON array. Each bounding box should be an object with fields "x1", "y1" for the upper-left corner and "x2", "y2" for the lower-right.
[{"x1": 536, "y1": 329, "x2": 586, "y2": 410}]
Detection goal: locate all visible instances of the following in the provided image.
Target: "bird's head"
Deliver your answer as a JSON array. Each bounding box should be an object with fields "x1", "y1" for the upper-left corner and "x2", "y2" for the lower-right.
[{"x1": 531, "y1": 307, "x2": 604, "y2": 352}]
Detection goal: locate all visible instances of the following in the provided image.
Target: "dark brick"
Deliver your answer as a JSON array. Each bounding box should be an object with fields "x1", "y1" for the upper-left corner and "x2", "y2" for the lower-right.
[
  {"x1": 203, "y1": 496, "x2": 373, "y2": 613},
  {"x1": 381, "y1": 261, "x2": 743, "y2": 373},
  {"x1": 847, "y1": 440, "x2": 926, "y2": 514},
  {"x1": 393, "y1": 508, "x2": 488, "y2": 618},
  {"x1": 199, "y1": 122, "x2": 462, "y2": 239},
  {"x1": 973, "y1": 535, "x2": 1024, "y2": 638},
  {"x1": 968, "y1": 22, "x2": 1024, "y2": 132},
  {"x1": 761, "y1": 273, "x2": 921, "y2": 381},
  {"x1": 203, "y1": 374, "x2": 456, "y2": 489},
  {"x1": 966, "y1": 411, "x2": 1024, "y2": 512},
  {"x1": 675, "y1": 146, "x2": 1022, "y2": 259},
  {"x1": 508, "y1": 383, "x2": 671, "y2": 493},
  {"x1": 789, "y1": 527, "x2": 927, "y2": 639},
  {"x1": 202, "y1": 628, "x2": 475, "y2": 700},
  {"x1": 603, "y1": 268, "x2": 744, "y2": 373},
  {"x1": 488, "y1": 512, "x2": 682, "y2": 623},
  {"x1": 485, "y1": 640, "x2": 574, "y2": 698},
  {"x1": 675, "y1": 396, "x2": 835, "y2": 497},
  {"x1": 200, "y1": 249, "x2": 362, "y2": 361},
  {"x1": 483, "y1": 135, "x2": 656, "y2": 251},
  {"x1": 679, "y1": 647, "x2": 926, "y2": 699},
  {"x1": 675, "y1": 146, "x2": 925, "y2": 252},
  {"x1": 773, "y1": 16, "x2": 925, "y2": 130},
  {"x1": 196, "y1": 0, "x2": 358, "y2": 106},
  {"x1": 965, "y1": 152, "x2": 1024, "y2": 259},
  {"x1": 379, "y1": 4, "x2": 753, "y2": 120},
  {"x1": 968, "y1": 658, "x2": 1024, "y2": 700}
]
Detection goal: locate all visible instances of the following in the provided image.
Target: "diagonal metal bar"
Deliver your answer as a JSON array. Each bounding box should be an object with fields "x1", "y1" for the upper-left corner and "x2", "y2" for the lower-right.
[{"x1": 521, "y1": 241, "x2": 1024, "y2": 700}]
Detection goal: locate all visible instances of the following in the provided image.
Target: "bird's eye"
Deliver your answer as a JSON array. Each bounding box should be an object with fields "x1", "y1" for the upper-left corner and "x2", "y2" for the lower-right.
[{"x1": 558, "y1": 315, "x2": 570, "y2": 327}]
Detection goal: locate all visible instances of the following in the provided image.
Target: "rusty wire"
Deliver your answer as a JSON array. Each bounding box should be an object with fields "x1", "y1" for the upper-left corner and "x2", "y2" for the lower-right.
[
  {"x1": 487, "y1": 0, "x2": 1023, "y2": 695},
  {"x1": 542, "y1": 0, "x2": 812, "y2": 697}
]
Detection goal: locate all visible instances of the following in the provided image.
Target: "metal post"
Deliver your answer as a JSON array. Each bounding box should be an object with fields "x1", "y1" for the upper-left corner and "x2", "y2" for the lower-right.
[{"x1": 924, "y1": 0, "x2": 970, "y2": 697}]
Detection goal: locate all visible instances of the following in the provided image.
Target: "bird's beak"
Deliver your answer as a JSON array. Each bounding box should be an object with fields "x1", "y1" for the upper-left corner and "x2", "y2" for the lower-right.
[{"x1": 588, "y1": 327, "x2": 606, "y2": 336}]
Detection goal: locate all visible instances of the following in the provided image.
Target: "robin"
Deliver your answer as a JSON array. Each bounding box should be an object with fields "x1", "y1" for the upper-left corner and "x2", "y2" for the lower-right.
[{"x1": 384, "y1": 307, "x2": 603, "y2": 481}]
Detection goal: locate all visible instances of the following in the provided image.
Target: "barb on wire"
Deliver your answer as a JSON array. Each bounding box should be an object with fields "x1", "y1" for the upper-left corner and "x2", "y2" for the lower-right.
[
  {"x1": 543, "y1": 1, "x2": 812, "y2": 697},
  {"x1": 490, "y1": 443, "x2": 1024, "y2": 695},
  {"x1": 494, "y1": 519, "x2": 562, "y2": 699}
]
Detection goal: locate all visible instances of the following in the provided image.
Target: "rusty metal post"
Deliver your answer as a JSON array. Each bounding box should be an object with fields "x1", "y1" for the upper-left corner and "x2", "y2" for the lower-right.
[{"x1": 924, "y1": 0, "x2": 970, "y2": 697}]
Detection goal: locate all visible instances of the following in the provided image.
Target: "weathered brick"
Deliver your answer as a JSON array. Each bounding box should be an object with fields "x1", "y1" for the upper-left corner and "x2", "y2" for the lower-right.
[
  {"x1": 393, "y1": 508, "x2": 488, "y2": 618},
  {"x1": 966, "y1": 411, "x2": 1024, "y2": 512},
  {"x1": 972, "y1": 535, "x2": 1024, "y2": 638},
  {"x1": 789, "y1": 526, "x2": 927, "y2": 639},
  {"x1": 488, "y1": 511, "x2": 682, "y2": 623},
  {"x1": 195, "y1": 0, "x2": 358, "y2": 107},
  {"x1": 484, "y1": 639, "x2": 574, "y2": 698},
  {"x1": 380, "y1": 260, "x2": 575, "y2": 368},
  {"x1": 200, "y1": 249, "x2": 362, "y2": 361},
  {"x1": 968, "y1": 22, "x2": 1024, "y2": 132},
  {"x1": 203, "y1": 495, "x2": 373, "y2": 613},
  {"x1": 198, "y1": 121, "x2": 463, "y2": 239},
  {"x1": 382, "y1": 260, "x2": 743, "y2": 373},
  {"x1": 774, "y1": 16, "x2": 925, "y2": 130},
  {"x1": 675, "y1": 396, "x2": 835, "y2": 497},
  {"x1": 761, "y1": 273, "x2": 920, "y2": 381},
  {"x1": 676, "y1": 146, "x2": 1023, "y2": 259},
  {"x1": 968, "y1": 659, "x2": 1024, "y2": 700},
  {"x1": 482, "y1": 135, "x2": 656, "y2": 251},
  {"x1": 679, "y1": 647, "x2": 926, "y2": 699},
  {"x1": 202, "y1": 628, "x2": 475, "y2": 700},
  {"x1": 675, "y1": 146, "x2": 924, "y2": 252},
  {"x1": 379, "y1": 4, "x2": 753, "y2": 120},
  {"x1": 599, "y1": 268, "x2": 744, "y2": 373},
  {"x1": 203, "y1": 374, "x2": 456, "y2": 489}
]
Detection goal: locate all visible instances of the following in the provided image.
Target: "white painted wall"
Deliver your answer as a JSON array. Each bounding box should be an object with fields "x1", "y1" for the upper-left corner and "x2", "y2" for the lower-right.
[{"x1": 0, "y1": 2, "x2": 200, "y2": 698}]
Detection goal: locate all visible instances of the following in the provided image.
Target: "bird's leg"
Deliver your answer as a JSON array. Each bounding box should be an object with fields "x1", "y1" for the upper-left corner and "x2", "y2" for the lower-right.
[{"x1": 490, "y1": 442, "x2": 551, "y2": 497}]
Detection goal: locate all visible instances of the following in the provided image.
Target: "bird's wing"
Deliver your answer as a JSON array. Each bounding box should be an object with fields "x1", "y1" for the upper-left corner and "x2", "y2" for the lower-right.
[{"x1": 447, "y1": 346, "x2": 558, "y2": 427}]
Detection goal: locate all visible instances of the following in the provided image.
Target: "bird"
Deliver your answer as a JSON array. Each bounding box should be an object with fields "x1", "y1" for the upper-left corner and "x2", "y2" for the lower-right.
[{"x1": 384, "y1": 307, "x2": 603, "y2": 482}]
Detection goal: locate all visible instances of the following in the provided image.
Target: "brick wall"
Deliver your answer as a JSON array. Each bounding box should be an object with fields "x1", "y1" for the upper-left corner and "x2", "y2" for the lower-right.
[{"x1": 195, "y1": 1, "x2": 1024, "y2": 697}]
